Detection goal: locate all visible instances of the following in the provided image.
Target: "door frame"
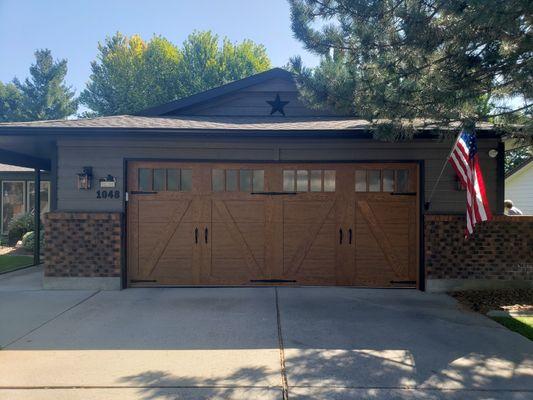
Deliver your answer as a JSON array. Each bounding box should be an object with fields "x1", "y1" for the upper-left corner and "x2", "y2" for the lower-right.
[{"x1": 123, "y1": 158, "x2": 425, "y2": 290}]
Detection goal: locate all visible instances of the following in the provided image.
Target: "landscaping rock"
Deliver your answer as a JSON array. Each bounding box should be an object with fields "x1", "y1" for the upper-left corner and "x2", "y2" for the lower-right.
[{"x1": 450, "y1": 289, "x2": 533, "y2": 314}]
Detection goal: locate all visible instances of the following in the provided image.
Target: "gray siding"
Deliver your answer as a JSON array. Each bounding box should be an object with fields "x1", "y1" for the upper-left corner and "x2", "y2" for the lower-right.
[
  {"x1": 171, "y1": 77, "x2": 337, "y2": 117},
  {"x1": 57, "y1": 136, "x2": 500, "y2": 214}
]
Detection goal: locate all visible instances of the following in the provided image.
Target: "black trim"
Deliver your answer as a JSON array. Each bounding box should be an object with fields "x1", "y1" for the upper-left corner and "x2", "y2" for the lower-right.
[
  {"x1": 121, "y1": 158, "x2": 128, "y2": 290},
  {"x1": 0, "y1": 126, "x2": 504, "y2": 139},
  {"x1": 123, "y1": 157, "x2": 427, "y2": 290},
  {"x1": 33, "y1": 168, "x2": 40, "y2": 265},
  {"x1": 0, "y1": 148, "x2": 51, "y2": 170},
  {"x1": 130, "y1": 191, "x2": 158, "y2": 195},
  {"x1": 250, "y1": 279, "x2": 297, "y2": 283},
  {"x1": 496, "y1": 141, "x2": 505, "y2": 214},
  {"x1": 419, "y1": 160, "x2": 426, "y2": 291},
  {"x1": 390, "y1": 192, "x2": 417, "y2": 196},
  {"x1": 251, "y1": 191, "x2": 298, "y2": 195},
  {"x1": 124, "y1": 158, "x2": 430, "y2": 164}
]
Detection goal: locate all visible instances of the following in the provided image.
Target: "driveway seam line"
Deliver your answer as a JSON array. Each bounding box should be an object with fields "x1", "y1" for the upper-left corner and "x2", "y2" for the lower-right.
[
  {"x1": 2, "y1": 290, "x2": 101, "y2": 349},
  {"x1": 275, "y1": 287, "x2": 289, "y2": 400}
]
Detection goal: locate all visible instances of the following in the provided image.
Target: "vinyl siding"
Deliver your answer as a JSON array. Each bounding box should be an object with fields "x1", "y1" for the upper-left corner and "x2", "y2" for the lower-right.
[
  {"x1": 505, "y1": 163, "x2": 533, "y2": 215},
  {"x1": 169, "y1": 77, "x2": 337, "y2": 117},
  {"x1": 57, "y1": 136, "x2": 500, "y2": 214}
]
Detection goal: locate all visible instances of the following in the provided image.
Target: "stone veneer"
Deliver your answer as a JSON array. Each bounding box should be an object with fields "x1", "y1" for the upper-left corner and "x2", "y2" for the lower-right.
[
  {"x1": 44, "y1": 212, "x2": 122, "y2": 282},
  {"x1": 425, "y1": 215, "x2": 533, "y2": 291}
]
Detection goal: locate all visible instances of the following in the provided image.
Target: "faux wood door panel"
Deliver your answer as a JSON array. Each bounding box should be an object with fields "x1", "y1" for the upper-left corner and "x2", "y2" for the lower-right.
[
  {"x1": 206, "y1": 198, "x2": 267, "y2": 284},
  {"x1": 127, "y1": 161, "x2": 419, "y2": 287},
  {"x1": 281, "y1": 198, "x2": 338, "y2": 284}
]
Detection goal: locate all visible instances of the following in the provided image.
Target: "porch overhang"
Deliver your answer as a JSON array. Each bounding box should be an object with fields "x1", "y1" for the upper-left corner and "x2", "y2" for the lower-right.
[{"x1": 0, "y1": 148, "x2": 51, "y2": 171}]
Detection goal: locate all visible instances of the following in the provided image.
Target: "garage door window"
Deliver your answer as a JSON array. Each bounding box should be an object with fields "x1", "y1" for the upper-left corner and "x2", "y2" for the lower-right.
[
  {"x1": 368, "y1": 170, "x2": 381, "y2": 192},
  {"x1": 355, "y1": 168, "x2": 411, "y2": 193},
  {"x1": 396, "y1": 169, "x2": 410, "y2": 192},
  {"x1": 212, "y1": 169, "x2": 264, "y2": 192},
  {"x1": 283, "y1": 169, "x2": 335, "y2": 192},
  {"x1": 139, "y1": 168, "x2": 191, "y2": 192}
]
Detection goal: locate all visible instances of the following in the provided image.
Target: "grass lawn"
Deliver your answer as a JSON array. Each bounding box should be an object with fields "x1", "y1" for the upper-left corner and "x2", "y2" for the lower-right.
[
  {"x1": 0, "y1": 255, "x2": 34, "y2": 274},
  {"x1": 492, "y1": 316, "x2": 533, "y2": 341}
]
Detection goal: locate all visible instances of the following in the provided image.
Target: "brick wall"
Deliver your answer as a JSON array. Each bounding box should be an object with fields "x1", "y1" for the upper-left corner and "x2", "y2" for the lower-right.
[
  {"x1": 44, "y1": 212, "x2": 122, "y2": 278},
  {"x1": 425, "y1": 215, "x2": 533, "y2": 281}
]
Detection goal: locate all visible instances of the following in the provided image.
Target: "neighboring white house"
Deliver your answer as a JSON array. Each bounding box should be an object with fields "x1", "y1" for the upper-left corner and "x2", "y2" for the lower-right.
[{"x1": 505, "y1": 158, "x2": 533, "y2": 215}]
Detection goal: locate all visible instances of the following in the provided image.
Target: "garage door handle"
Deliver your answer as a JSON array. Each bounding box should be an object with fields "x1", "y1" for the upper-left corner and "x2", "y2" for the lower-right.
[
  {"x1": 349, "y1": 228, "x2": 352, "y2": 244},
  {"x1": 205, "y1": 227, "x2": 208, "y2": 244},
  {"x1": 339, "y1": 228, "x2": 343, "y2": 244},
  {"x1": 195, "y1": 228, "x2": 198, "y2": 244}
]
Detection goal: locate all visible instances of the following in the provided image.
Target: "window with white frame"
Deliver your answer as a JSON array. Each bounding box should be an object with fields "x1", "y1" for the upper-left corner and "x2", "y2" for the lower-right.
[{"x1": 1, "y1": 180, "x2": 51, "y2": 234}]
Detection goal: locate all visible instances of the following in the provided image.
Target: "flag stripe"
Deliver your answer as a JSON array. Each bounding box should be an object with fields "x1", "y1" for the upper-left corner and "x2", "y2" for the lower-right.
[{"x1": 448, "y1": 131, "x2": 492, "y2": 236}]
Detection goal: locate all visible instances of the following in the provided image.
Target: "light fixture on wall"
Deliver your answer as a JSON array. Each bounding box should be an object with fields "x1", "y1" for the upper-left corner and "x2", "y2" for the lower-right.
[
  {"x1": 77, "y1": 167, "x2": 93, "y2": 190},
  {"x1": 488, "y1": 149, "x2": 499, "y2": 158}
]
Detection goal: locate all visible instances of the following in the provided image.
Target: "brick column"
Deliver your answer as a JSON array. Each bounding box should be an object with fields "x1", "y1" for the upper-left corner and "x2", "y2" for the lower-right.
[
  {"x1": 425, "y1": 215, "x2": 533, "y2": 291},
  {"x1": 43, "y1": 212, "x2": 123, "y2": 289}
]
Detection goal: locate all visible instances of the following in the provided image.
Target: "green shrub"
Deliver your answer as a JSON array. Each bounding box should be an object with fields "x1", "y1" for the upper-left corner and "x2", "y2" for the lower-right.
[
  {"x1": 7, "y1": 213, "x2": 35, "y2": 246},
  {"x1": 22, "y1": 230, "x2": 45, "y2": 252}
]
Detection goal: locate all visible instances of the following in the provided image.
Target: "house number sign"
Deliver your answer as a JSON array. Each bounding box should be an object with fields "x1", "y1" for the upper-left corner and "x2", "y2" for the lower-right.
[{"x1": 96, "y1": 190, "x2": 121, "y2": 199}]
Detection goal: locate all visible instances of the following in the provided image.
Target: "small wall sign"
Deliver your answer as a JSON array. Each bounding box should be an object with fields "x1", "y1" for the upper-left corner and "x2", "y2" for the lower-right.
[{"x1": 99, "y1": 175, "x2": 116, "y2": 188}]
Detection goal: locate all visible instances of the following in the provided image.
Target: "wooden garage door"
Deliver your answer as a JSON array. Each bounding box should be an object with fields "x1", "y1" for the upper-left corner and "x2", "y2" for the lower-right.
[{"x1": 127, "y1": 162, "x2": 418, "y2": 287}]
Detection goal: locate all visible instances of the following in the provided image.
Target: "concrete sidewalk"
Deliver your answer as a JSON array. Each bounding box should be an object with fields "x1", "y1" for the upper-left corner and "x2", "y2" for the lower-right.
[{"x1": 0, "y1": 267, "x2": 532, "y2": 399}]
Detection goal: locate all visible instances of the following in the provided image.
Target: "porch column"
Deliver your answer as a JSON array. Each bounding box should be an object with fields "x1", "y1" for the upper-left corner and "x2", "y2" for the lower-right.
[{"x1": 34, "y1": 168, "x2": 41, "y2": 265}]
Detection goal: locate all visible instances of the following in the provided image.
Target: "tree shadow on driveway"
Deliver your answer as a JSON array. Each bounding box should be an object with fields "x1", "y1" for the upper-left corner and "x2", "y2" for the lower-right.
[{"x1": 0, "y1": 286, "x2": 532, "y2": 399}]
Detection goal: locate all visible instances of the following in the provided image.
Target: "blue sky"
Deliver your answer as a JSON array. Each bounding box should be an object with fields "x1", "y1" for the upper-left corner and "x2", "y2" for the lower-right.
[{"x1": 0, "y1": 0, "x2": 320, "y2": 96}]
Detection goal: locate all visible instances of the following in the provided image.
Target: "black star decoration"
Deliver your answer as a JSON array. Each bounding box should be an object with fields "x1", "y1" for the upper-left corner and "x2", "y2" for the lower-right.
[{"x1": 266, "y1": 94, "x2": 290, "y2": 116}]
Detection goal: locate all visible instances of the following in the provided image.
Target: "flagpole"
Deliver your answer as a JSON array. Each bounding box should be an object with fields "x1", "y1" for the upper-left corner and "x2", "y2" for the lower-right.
[{"x1": 424, "y1": 131, "x2": 463, "y2": 211}]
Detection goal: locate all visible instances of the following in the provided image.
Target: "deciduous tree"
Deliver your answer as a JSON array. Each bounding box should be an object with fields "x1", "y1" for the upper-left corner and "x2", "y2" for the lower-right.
[{"x1": 81, "y1": 31, "x2": 271, "y2": 116}]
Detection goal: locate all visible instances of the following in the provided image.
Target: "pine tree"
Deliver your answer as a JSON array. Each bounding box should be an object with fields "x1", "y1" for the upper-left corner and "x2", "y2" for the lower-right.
[
  {"x1": 0, "y1": 82, "x2": 24, "y2": 122},
  {"x1": 288, "y1": 0, "x2": 532, "y2": 140},
  {"x1": 13, "y1": 49, "x2": 78, "y2": 120}
]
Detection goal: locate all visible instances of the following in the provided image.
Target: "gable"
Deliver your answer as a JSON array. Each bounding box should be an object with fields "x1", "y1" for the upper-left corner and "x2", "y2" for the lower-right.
[
  {"x1": 138, "y1": 68, "x2": 340, "y2": 118},
  {"x1": 506, "y1": 160, "x2": 533, "y2": 185},
  {"x1": 169, "y1": 77, "x2": 336, "y2": 117}
]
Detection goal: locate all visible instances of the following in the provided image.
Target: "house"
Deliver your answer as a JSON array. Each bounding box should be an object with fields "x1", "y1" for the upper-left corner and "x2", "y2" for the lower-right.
[
  {"x1": 505, "y1": 158, "x2": 533, "y2": 215},
  {"x1": 0, "y1": 164, "x2": 50, "y2": 235},
  {"x1": 0, "y1": 68, "x2": 530, "y2": 291}
]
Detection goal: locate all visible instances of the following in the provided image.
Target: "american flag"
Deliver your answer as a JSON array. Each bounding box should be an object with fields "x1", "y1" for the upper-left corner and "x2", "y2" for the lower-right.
[{"x1": 448, "y1": 131, "x2": 492, "y2": 236}]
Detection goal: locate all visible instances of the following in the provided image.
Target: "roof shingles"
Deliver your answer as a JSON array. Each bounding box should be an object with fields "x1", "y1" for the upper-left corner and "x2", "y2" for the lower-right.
[{"x1": 0, "y1": 115, "x2": 495, "y2": 132}]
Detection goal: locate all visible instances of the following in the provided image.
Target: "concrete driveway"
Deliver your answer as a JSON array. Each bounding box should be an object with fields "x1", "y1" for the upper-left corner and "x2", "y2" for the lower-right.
[{"x1": 0, "y1": 267, "x2": 532, "y2": 400}]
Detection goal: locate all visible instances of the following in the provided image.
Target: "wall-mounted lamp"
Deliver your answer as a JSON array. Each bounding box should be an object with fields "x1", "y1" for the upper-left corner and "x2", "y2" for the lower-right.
[
  {"x1": 488, "y1": 149, "x2": 499, "y2": 158},
  {"x1": 77, "y1": 167, "x2": 93, "y2": 190},
  {"x1": 99, "y1": 175, "x2": 116, "y2": 188}
]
